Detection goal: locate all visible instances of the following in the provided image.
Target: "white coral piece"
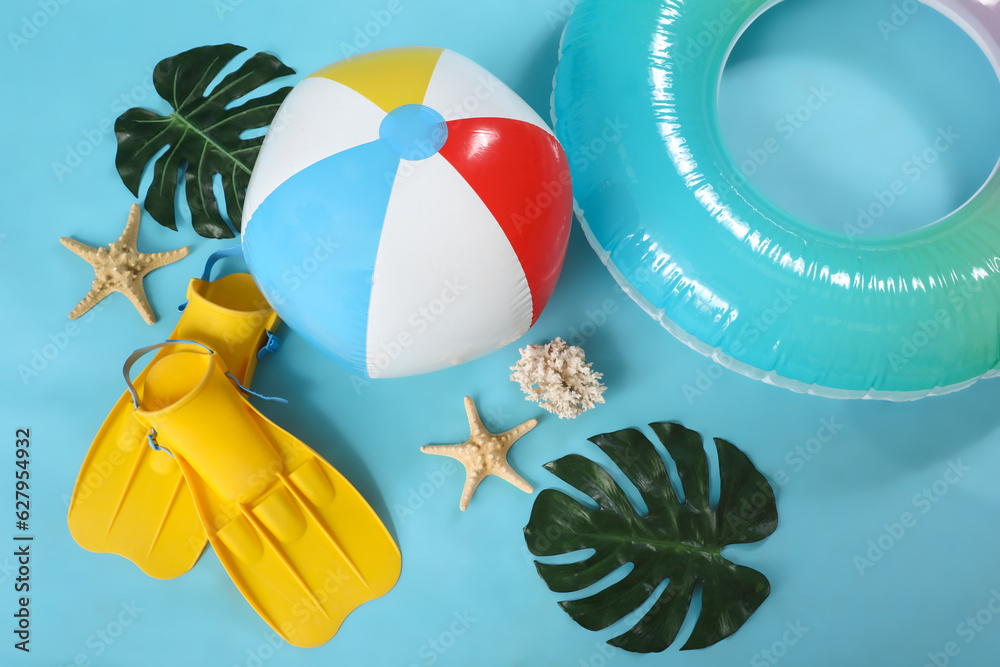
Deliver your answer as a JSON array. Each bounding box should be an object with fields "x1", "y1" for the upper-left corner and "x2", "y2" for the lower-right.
[{"x1": 510, "y1": 338, "x2": 606, "y2": 419}]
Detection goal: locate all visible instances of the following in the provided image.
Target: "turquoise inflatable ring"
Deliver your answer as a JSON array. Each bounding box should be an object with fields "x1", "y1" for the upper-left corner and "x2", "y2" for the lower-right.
[{"x1": 554, "y1": 0, "x2": 1000, "y2": 400}]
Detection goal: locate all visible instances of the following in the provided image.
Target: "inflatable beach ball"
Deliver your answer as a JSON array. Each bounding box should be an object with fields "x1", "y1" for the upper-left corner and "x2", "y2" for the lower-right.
[{"x1": 242, "y1": 47, "x2": 572, "y2": 379}]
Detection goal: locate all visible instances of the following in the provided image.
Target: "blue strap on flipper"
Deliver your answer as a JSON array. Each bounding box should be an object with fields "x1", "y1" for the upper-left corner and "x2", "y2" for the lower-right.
[
  {"x1": 229, "y1": 376, "x2": 289, "y2": 404},
  {"x1": 122, "y1": 340, "x2": 288, "y2": 453},
  {"x1": 178, "y1": 245, "x2": 245, "y2": 312},
  {"x1": 200, "y1": 245, "x2": 244, "y2": 281},
  {"x1": 257, "y1": 331, "x2": 281, "y2": 359}
]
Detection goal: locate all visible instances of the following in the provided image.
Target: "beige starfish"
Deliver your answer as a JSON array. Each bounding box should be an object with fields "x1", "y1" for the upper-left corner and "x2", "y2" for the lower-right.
[
  {"x1": 60, "y1": 204, "x2": 188, "y2": 325},
  {"x1": 421, "y1": 396, "x2": 537, "y2": 511}
]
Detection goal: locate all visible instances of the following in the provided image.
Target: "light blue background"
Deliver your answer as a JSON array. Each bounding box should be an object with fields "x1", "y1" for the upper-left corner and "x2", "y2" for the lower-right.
[{"x1": 3, "y1": 0, "x2": 1000, "y2": 666}]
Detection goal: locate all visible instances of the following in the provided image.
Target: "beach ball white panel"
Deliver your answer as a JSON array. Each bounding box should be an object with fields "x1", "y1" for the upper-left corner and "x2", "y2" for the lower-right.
[
  {"x1": 365, "y1": 154, "x2": 534, "y2": 379},
  {"x1": 423, "y1": 50, "x2": 554, "y2": 135},
  {"x1": 242, "y1": 77, "x2": 386, "y2": 228}
]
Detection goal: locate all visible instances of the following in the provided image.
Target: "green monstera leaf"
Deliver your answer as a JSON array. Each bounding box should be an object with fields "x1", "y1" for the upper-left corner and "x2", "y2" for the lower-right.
[
  {"x1": 524, "y1": 422, "x2": 777, "y2": 653},
  {"x1": 115, "y1": 44, "x2": 295, "y2": 239}
]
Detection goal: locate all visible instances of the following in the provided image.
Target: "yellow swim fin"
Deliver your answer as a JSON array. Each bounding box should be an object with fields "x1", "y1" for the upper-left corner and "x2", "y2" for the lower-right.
[
  {"x1": 68, "y1": 252, "x2": 281, "y2": 580},
  {"x1": 126, "y1": 343, "x2": 401, "y2": 648}
]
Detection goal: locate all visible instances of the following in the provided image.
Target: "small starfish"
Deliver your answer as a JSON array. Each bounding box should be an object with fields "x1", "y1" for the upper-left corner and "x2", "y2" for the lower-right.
[
  {"x1": 421, "y1": 396, "x2": 537, "y2": 511},
  {"x1": 60, "y1": 204, "x2": 189, "y2": 325}
]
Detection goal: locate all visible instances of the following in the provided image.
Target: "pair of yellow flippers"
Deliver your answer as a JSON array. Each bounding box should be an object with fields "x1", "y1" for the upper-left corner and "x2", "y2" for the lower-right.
[{"x1": 67, "y1": 257, "x2": 400, "y2": 648}]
